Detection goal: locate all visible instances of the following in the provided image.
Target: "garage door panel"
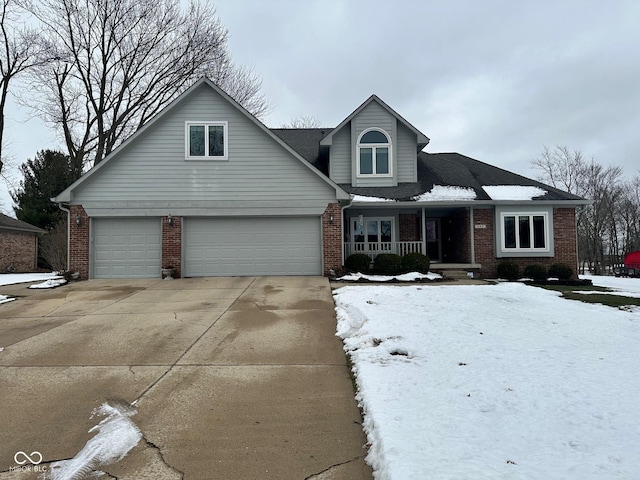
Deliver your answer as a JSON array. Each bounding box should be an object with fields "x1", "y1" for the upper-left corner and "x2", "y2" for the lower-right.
[
  {"x1": 93, "y1": 218, "x2": 161, "y2": 279},
  {"x1": 184, "y1": 217, "x2": 321, "y2": 277}
]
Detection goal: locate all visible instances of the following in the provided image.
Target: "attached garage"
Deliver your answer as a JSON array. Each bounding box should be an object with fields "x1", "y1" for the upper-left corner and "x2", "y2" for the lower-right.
[
  {"x1": 93, "y1": 218, "x2": 161, "y2": 278},
  {"x1": 183, "y1": 217, "x2": 322, "y2": 277}
]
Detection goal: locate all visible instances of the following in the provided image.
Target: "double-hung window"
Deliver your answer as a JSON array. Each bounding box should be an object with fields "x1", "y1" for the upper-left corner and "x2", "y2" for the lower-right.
[
  {"x1": 186, "y1": 121, "x2": 228, "y2": 160},
  {"x1": 357, "y1": 129, "x2": 392, "y2": 176},
  {"x1": 501, "y1": 212, "x2": 549, "y2": 252}
]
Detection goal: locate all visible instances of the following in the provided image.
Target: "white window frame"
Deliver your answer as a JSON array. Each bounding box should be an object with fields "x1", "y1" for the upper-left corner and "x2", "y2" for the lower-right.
[
  {"x1": 356, "y1": 128, "x2": 392, "y2": 177},
  {"x1": 500, "y1": 211, "x2": 550, "y2": 253},
  {"x1": 185, "y1": 121, "x2": 228, "y2": 160},
  {"x1": 351, "y1": 216, "x2": 395, "y2": 252}
]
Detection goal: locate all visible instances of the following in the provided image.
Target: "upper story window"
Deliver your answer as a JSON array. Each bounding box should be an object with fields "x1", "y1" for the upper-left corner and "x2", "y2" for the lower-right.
[
  {"x1": 186, "y1": 121, "x2": 228, "y2": 160},
  {"x1": 357, "y1": 128, "x2": 392, "y2": 177}
]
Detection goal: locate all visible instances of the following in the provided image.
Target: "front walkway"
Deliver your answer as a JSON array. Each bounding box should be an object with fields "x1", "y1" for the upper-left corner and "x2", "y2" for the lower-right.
[{"x1": 0, "y1": 277, "x2": 371, "y2": 479}]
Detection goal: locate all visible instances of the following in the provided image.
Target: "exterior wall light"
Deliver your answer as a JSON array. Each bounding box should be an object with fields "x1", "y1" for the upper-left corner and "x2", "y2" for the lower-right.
[
  {"x1": 76, "y1": 216, "x2": 82, "y2": 227},
  {"x1": 167, "y1": 214, "x2": 174, "y2": 227}
]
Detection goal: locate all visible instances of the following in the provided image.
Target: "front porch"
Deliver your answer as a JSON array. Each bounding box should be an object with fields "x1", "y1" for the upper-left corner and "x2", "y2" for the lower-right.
[{"x1": 342, "y1": 205, "x2": 482, "y2": 272}]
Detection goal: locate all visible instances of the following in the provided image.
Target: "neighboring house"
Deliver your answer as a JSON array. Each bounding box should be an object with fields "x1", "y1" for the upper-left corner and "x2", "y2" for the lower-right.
[
  {"x1": 52, "y1": 78, "x2": 588, "y2": 279},
  {"x1": 0, "y1": 213, "x2": 45, "y2": 272}
]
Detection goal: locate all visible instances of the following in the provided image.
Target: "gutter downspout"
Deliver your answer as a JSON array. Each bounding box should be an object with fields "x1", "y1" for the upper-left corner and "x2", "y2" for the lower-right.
[{"x1": 56, "y1": 202, "x2": 71, "y2": 271}]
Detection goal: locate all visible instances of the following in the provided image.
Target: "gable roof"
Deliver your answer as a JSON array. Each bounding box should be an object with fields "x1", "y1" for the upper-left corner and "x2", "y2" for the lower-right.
[
  {"x1": 319, "y1": 95, "x2": 430, "y2": 148},
  {"x1": 0, "y1": 213, "x2": 46, "y2": 233},
  {"x1": 53, "y1": 77, "x2": 350, "y2": 203},
  {"x1": 274, "y1": 128, "x2": 587, "y2": 204}
]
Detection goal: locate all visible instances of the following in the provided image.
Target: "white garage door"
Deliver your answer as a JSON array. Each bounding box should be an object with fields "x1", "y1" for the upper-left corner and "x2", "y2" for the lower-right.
[
  {"x1": 93, "y1": 218, "x2": 161, "y2": 278},
  {"x1": 184, "y1": 217, "x2": 321, "y2": 276}
]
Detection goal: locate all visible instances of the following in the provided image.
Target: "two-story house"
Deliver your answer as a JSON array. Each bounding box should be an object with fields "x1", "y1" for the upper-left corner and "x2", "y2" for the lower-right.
[{"x1": 53, "y1": 78, "x2": 587, "y2": 279}]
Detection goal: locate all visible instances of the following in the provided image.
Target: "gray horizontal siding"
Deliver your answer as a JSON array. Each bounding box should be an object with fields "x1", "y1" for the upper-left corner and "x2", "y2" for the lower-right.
[
  {"x1": 329, "y1": 125, "x2": 351, "y2": 183},
  {"x1": 73, "y1": 84, "x2": 336, "y2": 211},
  {"x1": 353, "y1": 102, "x2": 397, "y2": 187},
  {"x1": 397, "y1": 123, "x2": 417, "y2": 182}
]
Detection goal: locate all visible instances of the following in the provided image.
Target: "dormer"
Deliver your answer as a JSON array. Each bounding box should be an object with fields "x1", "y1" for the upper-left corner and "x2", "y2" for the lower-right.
[{"x1": 320, "y1": 95, "x2": 429, "y2": 187}]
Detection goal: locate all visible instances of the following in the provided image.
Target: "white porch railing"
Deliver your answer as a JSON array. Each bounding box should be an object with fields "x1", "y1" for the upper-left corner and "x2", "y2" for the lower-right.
[{"x1": 344, "y1": 241, "x2": 424, "y2": 260}]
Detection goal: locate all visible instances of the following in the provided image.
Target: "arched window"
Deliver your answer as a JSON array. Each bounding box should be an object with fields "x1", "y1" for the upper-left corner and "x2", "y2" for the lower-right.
[{"x1": 357, "y1": 129, "x2": 391, "y2": 176}]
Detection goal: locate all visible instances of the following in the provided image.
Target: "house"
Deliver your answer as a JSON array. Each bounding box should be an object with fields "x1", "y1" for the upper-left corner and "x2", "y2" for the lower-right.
[
  {"x1": 0, "y1": 213, "x2": 45, "y2": 272},
  {"x1": 52, "y1": 78, "x2": 588, "y2": 279}
]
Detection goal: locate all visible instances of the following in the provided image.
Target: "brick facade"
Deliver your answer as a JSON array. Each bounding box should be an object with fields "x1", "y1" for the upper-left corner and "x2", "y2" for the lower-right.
[
  {"x1": 0, "y1": 230, "x2": 39, "y2": 272},
  {"x1": 322, "y1": 203, "x2": 343, "y2": 275},
  {"x1": 473, "y1": 207, "x2": 579, "y2": 278},
  {"x1": 162, "y1": 215, "x2": 182, "y2": 278},
  {"x1": 399, "y1": 213, "x2": 419, "y2": 241},
  {"x1": 69, "y1": 205, "x2": 90, "y2": 279}
]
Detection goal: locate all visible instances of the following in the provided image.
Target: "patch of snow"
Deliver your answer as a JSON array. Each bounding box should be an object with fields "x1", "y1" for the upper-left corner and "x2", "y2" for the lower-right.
[
  {"x1": 582, "y1": 274, "x2": 640, "y2": 295},
  {"x1": 572, "y1": 290, "x2": 640, "y2": 298},
  {"x1": 413, "y1": 185, "x2": 477, "y2": 201},
  {"x1": 28, "y1": 278, "x2": 67, "y2": 289},
  {"x1": 483, "y1": 185, "x2": 547, "y2": 200},
  {"x1": 0, "y1": 272, "x2": 62, "y2": 286},
  {"x1": 351, "y1": 194, "x2": 396, "y2": 203},
  {"x1": 337, "y1": 271, "x2": 442, "y2": 282},
  {"x1": 0, "y1": 294, "x2": 15, "y2": 304},
  {"x1": 47, "y1": 401, "x2": 142, "y2": 480},
  {"x1": 334, "y1": 281, "x2": 640, "y2": 479}
]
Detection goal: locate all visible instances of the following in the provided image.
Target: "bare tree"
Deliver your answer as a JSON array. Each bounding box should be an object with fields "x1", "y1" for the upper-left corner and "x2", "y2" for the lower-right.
[
  {"x1": 532, "y1": 145, "x2": 623, "y2": 274},
  {"x1": 39, "y1": 218, "x2": 67, "y2": 271},
  {"x1": 532, "y1": 145, "x2": 586, "y2": 196},
  {"x1": 0, "y1": 0, "x2": 39, "y2": 174},
  {"x1": 21, "y1": 0, "x2": 270, "y2": 168},
  {"x1": 280, "y1": 115, "x2": 322, "y2": 129}
]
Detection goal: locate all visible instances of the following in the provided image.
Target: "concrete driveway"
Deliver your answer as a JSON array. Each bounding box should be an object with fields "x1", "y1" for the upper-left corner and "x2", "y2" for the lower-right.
[{"x1": 0, "y1": 277, "x2": 372, "y2": 479}]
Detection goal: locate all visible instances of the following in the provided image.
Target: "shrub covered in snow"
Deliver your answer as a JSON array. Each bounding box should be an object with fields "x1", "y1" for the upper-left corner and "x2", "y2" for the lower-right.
[
  {"x1": 401, "y1": 252, "x2": 431, "y2": 274},
  {"x1": 345, "y1": 253, "x2": 371, "y2": 273},
  {"x1": 497, "y1": 261, "x2": 520, "y2": 281},
  {"x1": 373, "y1": 253, "x2": 403, "y2": 275},
  {"x1": 523, "y1": 263, "x2": 548, "y2": 281}
]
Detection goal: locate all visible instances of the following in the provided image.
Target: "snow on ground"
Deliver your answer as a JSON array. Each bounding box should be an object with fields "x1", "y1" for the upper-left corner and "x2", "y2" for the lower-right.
[
  {"x1": 0, "y1": 272, "x2": 61, "y2": 286},
  {"x1": 28, "y1": 278, "x2": 67, "y2": 289},
  {"x1": 337, "y1": 272, "x2": 442, "y2": 282},
  {"x1": 0, "y1": 294, "x2": 15, "y2": 305},
  {"x1": 334, "y1": 280, "x2": 640, "y2": 479},
  {"x1": 0, "y1": 272, "x2": 62, "y2": 303},
  {"x1": 47, "y1": 401, "x2": 142, "y2": 480},
  {"x1": 412, "y1": 185, "x2": 477, "y2": 202},
  {"x1": 482, "y1": 185, "x2": 547, "y2": 200},
  {"x1": 582, "y1": 274, "x2": 640, "y2": 294}
]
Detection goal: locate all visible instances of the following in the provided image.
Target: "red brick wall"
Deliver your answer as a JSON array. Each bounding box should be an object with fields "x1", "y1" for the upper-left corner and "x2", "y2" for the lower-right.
[
  {"x1": 399, "y1": 213, "x2": 419, "y2": 241},
  {"x1": 474, "y1": 207, "x2": 579, "y2": 278},
  {"x1": 162, "y1": 215, "x2": 182, "y2": 278},
  {"x1": 69, "y1": 205, "x2": 90, "y2": 279},
  {"x1": 322, "y1": 203, "x2": 342, "y2": 275},
  {"x1": 0, "y1": 230, "x2": 39, "y2": 272}
]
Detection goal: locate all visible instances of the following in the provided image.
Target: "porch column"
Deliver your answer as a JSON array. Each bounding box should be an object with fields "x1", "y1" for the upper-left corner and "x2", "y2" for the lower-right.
[
  {"x1": 421, "y1": 207, "x2": 426, "y2": 256},
  {"x1": 469, "y1": 207, "x2": 475, "y2": 264}
]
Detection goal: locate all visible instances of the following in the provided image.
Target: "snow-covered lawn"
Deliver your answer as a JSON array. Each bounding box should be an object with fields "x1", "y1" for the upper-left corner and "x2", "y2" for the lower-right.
[{"x1": 334, "y1": 278, "x2": 640, "y2": 479}]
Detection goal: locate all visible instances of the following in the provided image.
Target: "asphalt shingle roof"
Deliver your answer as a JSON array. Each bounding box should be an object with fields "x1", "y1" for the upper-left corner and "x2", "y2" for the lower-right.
[
  {"x1": 271, "y1": 128, "x2": 584, "y2": 202},
  {"x1": 0, "y1": 213, "x2": 45, "y2": 233}
]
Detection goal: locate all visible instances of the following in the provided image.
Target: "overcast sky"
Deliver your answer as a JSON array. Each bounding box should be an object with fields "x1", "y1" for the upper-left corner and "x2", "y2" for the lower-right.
[{"x1": 2, "y1": 0, "x2": 639, "y2": 215}]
